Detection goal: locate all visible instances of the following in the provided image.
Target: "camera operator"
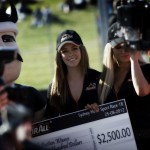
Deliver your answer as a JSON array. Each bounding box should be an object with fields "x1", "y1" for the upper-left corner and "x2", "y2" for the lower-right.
[{"x1": 0, "y1": 0, "x2": 46, "y2": 122}]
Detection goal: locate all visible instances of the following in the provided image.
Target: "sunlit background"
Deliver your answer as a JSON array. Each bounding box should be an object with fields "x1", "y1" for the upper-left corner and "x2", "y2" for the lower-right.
[{"x1": 16, "y1": 0, "x2": 102, "y2": 90}]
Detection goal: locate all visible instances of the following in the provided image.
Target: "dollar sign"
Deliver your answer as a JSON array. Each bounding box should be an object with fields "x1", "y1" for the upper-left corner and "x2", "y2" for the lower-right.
[{"x1": 97, "y1": 134, "x2": 102, "y2": 144}]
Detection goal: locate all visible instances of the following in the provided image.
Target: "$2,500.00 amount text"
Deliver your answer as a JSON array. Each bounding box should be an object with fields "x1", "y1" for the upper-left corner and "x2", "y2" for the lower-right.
[{"x1": 97, "y1": 127, "x2": 131, "y2": 145}]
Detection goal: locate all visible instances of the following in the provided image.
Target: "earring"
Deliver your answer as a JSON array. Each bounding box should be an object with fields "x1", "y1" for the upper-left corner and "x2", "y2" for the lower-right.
[{"x1": 113, "y1": 55, "x2": 119, "y2": 67}]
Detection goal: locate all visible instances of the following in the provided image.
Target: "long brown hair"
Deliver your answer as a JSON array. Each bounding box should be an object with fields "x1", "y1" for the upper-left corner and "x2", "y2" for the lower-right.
[{"x1": 49, "y1": 45, "x2": 89, "y2": 112}]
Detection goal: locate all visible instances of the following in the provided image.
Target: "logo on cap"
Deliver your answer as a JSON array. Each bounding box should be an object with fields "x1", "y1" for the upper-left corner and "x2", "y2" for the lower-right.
[{"x1": 61, "y1": 34, "x2": 73, "y2": 42}]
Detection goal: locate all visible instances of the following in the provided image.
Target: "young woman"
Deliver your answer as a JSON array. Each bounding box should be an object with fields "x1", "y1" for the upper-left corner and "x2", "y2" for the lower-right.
[
  {"x1": 99, "y1": 22, "x2": 150, "y2": 150},
  {"x1": 45, "y1": 29, "x2": 100, "y2": 118}
]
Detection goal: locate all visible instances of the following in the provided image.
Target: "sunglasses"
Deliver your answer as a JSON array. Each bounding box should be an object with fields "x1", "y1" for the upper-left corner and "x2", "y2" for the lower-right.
[{"x1": 114, "y1": 43, "x2": 131, "y2": 50}]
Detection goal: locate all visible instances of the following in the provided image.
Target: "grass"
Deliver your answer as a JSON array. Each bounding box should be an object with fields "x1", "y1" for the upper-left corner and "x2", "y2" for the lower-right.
[{"x1": 16, "y1": 0, "x2": 102, "y2": 90}]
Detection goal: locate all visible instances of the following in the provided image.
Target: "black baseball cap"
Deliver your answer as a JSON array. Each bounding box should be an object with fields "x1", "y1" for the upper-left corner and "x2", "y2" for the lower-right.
[
  {"x1": 108, "y1": 22, "x2": 125, "y2": 48},
  {"x1": 56, "y1": 30, "x2": 83, "y2": 51}
]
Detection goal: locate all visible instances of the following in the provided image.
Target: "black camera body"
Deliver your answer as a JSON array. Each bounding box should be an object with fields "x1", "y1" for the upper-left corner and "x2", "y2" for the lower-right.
[{"x1": 117, "y1": 0, "x2": 150, "y2": 50}]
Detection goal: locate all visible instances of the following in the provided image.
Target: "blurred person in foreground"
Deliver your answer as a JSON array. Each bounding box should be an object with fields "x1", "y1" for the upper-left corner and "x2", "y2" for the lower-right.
[
  {"x1": 0, "y1": 0, "x2": 46, "y2": 122},
  {"x1": 45, "y1": 29, "x2": 101, "y2": 118},
  {"x1": 99, "y1": 22, "x2": 150, "y2": 150},
  {"x1": 0, "y1": 103, "x2": 47, "y2": 150}
]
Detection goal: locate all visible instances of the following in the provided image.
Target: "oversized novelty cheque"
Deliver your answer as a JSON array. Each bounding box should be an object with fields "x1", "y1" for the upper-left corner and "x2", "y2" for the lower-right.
[{"x1": 32, "y1": 99, "x2": 137, "y2": 150}]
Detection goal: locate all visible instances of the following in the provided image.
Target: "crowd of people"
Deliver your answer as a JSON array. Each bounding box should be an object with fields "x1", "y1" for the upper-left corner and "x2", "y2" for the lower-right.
[
  {"x1": 60, "y1": 0, "x2": 97, "y2": 14},
  {"x1": 0, "y1": 0, "x2": 150, "y2": 150},
  {"x1": 31, "y1": 6, "x2": 53, "y2": 28}
]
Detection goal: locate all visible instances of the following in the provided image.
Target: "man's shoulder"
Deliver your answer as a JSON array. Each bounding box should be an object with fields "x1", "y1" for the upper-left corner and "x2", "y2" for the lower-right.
[
  {"x1": 13, "y1": 83, "x2": 44, "y2": 99},
  {"x1": 14, "y1": 83, "x2": 37, "y2": 90}
]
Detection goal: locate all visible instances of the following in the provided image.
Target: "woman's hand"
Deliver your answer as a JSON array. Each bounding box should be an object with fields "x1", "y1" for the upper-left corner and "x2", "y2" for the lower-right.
[
  {"x1": 85, "y1": 103, "x2": 99, "y2": 112},
  {"x1": 130, "y1": 51, "x2": 150, "y2": 96},
  {"x1": 130, "y1": 50, "x2": 141, "y2": 62}
]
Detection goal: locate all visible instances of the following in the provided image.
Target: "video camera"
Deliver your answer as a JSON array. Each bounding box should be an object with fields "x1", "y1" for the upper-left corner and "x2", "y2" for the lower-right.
[{"x1": 117, "y1": 0, "x2": 150, "y2": 50}]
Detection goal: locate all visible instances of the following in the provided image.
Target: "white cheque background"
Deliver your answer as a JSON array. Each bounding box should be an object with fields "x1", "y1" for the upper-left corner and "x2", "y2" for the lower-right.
[{"x1": 32, "y1": 112, "x2": 137, "y2": 150}]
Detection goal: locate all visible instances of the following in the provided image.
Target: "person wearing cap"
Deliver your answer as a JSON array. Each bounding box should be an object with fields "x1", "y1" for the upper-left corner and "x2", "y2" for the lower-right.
[
  {"x1": 99, "y1": 22, "x2": 150, "y2": 149},
  {"x1": 0, "y1": 1, "x2": 46, "y2": 122},
  {"x1": 45, "y1": 29, "x2": 101, "y2": 118}
]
